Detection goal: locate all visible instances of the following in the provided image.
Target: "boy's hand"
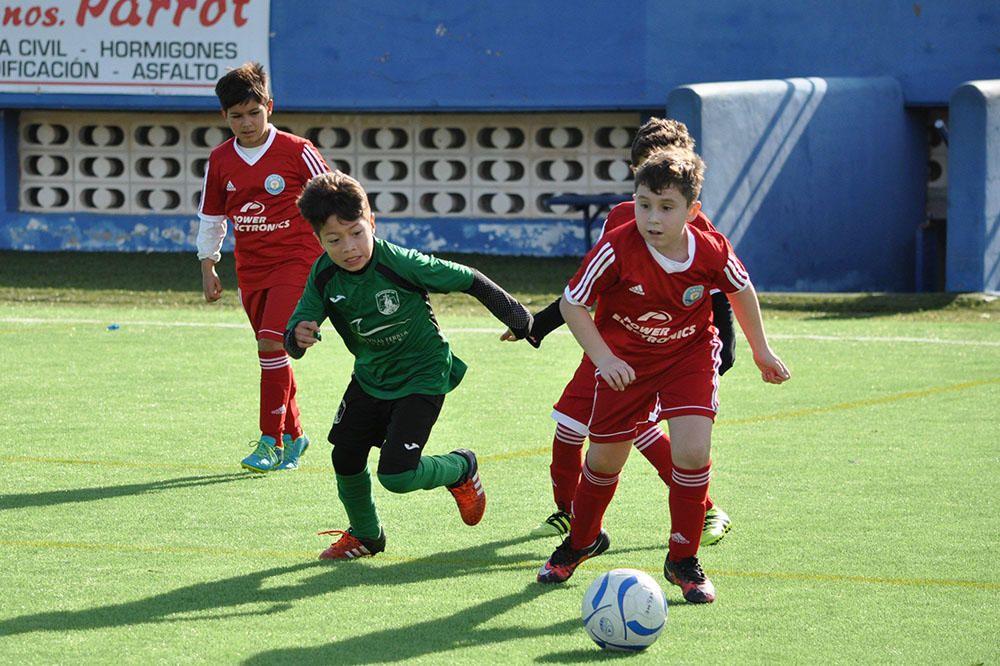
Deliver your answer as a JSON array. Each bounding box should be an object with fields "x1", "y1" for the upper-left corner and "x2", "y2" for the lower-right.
[
  {"x1": 294, "y1": 321, "x2": 323, "y2": 348},
  {"x1": 596, "y1": 355, "x2": 635, "y2": 391},
  {"x1": 754, "y1": 350, "x2": 790, "y2": 384},
  {"x1": 201, "y1": 260, "x2": 222, "y2": 302},
  {"x1": 499, "y1": 328, "x2": 540, "y2": 348}
]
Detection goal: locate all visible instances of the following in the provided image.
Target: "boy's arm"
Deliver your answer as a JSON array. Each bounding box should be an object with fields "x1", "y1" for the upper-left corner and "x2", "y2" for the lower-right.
[
  {"x1": 284, "y1": 321, "x2": 322, "y2": 359},
  {"x1": 528, "y1": 296, "x2": 565, "y2": 346},
  {"x1": 464, "y1": 269, "x2": 536, "y2": 343},
  {"x1": 283, "y1": 275, "x2": 326, "y2": 359},
  {"x1": 727, "y1": 284, "x2": 790, "y2": 384},
  {"x1": 196, "y1": 151, "x2": 226, "y2": 302},
  {"x1": 711, "y1": 291, "x2": 736, "y2": 375},
  {"x1": 559, "y1": 296, "x2": 634, "y2": 391},
  {"x1": 499, "y1": 295, "x2": 563, "y2": 346}
]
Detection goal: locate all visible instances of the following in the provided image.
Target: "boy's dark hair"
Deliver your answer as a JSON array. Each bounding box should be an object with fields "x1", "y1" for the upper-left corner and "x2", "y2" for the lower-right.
[
  {"x1": 297, "y1": 171, "x2": 371, "y2": 233},
  {"x1": 215, "y1": 62, "x2": 270, "y2": 111},
  {"x1": 631, "y1": 117, "x2": 695, "y2": 168},
  {"x1": 633, "y1": 147, "x2": 705, "y2": 205}
]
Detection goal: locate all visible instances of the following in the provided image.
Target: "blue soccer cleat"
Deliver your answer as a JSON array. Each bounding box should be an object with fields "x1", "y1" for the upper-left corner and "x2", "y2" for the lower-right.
[
  {"x1": 241, "y1": 435, "x2": 281, "y2": 473},
  {"x1": 276, "y1": 433, "x2": 310, "y2": 470}
]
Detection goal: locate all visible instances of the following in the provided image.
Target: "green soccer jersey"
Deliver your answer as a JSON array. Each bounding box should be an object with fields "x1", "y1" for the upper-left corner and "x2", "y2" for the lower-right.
[{"x1": 288, "y1": 238, "x2": 474, "y2": 399}]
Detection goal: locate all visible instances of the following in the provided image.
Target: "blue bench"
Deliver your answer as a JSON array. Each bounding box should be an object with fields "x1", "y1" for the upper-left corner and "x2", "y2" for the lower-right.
[{"x1": 545, "y1": 193, "x2": 631, "y2": 253}]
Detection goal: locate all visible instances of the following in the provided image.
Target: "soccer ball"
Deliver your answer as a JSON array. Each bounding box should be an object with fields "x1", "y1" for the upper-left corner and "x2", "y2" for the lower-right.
[{"x1": 581, "y1": 568, "x2": 668, "y2": 651}]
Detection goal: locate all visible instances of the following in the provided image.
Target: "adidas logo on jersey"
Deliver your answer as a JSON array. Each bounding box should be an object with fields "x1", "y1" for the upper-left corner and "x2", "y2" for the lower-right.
[
  {"x1": 226, "y1": 180, "x2": 236, "y2": 191},
  {"x1": 629, "y1": 284, "x2": 646, "y2": 295}
]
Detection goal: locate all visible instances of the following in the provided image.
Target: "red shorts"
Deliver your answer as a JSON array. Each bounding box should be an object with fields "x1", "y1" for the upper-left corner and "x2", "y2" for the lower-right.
[
  {"x1": 551, "y1": 356, "x2": 659, "y2": 436},
  {"x1": 556, "y1": 342, "x2": 721, "y2": 443},
  {"x1": 238, "y1": 283, "x2": 306, "y2": 342}
]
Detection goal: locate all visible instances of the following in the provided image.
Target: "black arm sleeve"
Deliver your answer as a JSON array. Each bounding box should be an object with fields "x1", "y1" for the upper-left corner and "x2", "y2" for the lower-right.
[
  {"x1": 526, "y1": 296, "x2": 565, "y2": 347},
  {"x1": 712, "y1": 291, "x2": 736, "y2": 375},
  {"x1": 464, "y1": 269, "x2": 535, "y2": 343},
  {"x1": 283, "y1": 327, "x2": 306, "y2": 360}
]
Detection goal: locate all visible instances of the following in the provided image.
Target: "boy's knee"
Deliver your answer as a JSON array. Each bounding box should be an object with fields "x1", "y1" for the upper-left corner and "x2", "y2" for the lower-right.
[
  {"x1": 377, "y1": 470, "x2": 418, "y2": 494},
  {"x1": 331, "y1": 445, "x2": 367, "y2": 476}
]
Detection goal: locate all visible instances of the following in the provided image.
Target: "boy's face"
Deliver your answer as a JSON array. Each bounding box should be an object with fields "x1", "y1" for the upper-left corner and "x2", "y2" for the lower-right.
[
  {"x1": 316, "y1": 212, "x2": 376, "y2": 272},
  {"x1": 222, "y1": 98, "x2": 272, "y2": 148},
  {"x1": 633, "y1": 183, "x2": 701, "y2": 250}
]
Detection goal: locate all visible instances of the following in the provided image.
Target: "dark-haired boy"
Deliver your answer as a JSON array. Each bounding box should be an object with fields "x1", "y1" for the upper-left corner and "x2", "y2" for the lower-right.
[
  {"x1": 196, "y1": 62, "x2": 330, "y2": 473},
  {"x1": 285, "y1": 171, "x2": 534, "y2": 560},
  {"x1": 536, "y1": 147, "x2": 789, "y2": 604}
]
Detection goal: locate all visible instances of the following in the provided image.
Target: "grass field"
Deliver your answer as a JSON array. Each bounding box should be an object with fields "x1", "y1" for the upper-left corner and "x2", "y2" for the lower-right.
[{"x1": 1, "y1": 251, "x2": 998, "y2": 664}]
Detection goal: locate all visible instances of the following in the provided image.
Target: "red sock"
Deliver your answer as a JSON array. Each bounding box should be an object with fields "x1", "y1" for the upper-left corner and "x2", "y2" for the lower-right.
[
  {"x1": 569, "y1": 460, "x2": 619, "y2": 550},
  {"x1": 668, "y1": 463, "x2": 711, "y2": 561},
  {"x1": 550, "y1": 424, "x2": 585, "y2": 512},
  {"x1": 635, "y1": 424, "x2": 714, "y2": 511},
  {"x1": 283, "y1": 370, "x2": 303, "y2": 440},
  {"x1": 259, "y1": 350, "x2": 292, "y2": 443}
]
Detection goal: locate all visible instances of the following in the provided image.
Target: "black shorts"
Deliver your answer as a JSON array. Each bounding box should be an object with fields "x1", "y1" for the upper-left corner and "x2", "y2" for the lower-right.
[{"x1": 328, "y1": 377, "x2": 445, "y2": 475}]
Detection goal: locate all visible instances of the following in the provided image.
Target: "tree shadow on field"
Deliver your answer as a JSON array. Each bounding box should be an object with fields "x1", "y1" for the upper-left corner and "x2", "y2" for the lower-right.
[
  {"x1": 761, "y1": 292, "x2": 964, "y2": 320},
  {"x1": 243, "y1": 581, "x2": 578, "y2": 665},
  {"x1": 0, "y1": 473, "x2": 250, "y2": 511},
  {"x1": 0, "y1": 535, "x2": 556, "y2": 639}
]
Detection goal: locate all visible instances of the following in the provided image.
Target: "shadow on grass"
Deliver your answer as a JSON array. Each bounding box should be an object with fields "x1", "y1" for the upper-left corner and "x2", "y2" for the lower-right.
[
  {"x1": 0, "y1": 533, "x2": 665, "y2": 661},
  {"x1": 243, "y1": 580, "x2": 578, "y2": 665},
  {"x1": 245, "y1": 539, "x2": 684, "y2": 664},
  {"x1": 0, "y1": 250, "x2": 578, "y2": 297},
  {"x1": 761, "y1": 292, "x2": 964, "y2": 320},
  {"x1": 0, "y1": 535, "x2": 548, "y2": 637},
  {"x1": 0, "y1": 473, "x2": 251, "y2": 511}
]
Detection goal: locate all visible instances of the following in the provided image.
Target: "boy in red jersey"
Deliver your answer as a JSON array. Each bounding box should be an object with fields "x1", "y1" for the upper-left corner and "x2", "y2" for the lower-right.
[
  {"x1": 512, "y1": 118, "x2": 736, "y2": 545},
  {"x1": 196, "y1": 62, "x2": 331, "y2": 473},
  {"x1": 536, "y1": 147, "x2": 789, "y2": 604}
]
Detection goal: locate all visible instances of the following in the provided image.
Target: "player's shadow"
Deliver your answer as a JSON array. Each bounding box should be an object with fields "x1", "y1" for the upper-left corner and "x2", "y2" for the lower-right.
[
  {"x1": 243, "y1": 581, "x2": 577, "y2": 665},
  {"x1": 0, "y1": 473, "x2": 250, "y2": 511},
  {"x1": 243, "y1": 540, "x2": 670, "y2": 664},
  {"x1": 0, "y1": 535, "x2": 548, "y2": 638}
]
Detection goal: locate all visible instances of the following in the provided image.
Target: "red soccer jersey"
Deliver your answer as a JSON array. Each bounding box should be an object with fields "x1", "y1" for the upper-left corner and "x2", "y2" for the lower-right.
[
  {"x1": 602, "y1": 200, "x2": 717, "y2": 236},
  {"x1": 199, "y1": 126, "x2": 329, "y2": 291},
  {"x1": 564, "y1": 223, "x2": 748, "y2": 377}
]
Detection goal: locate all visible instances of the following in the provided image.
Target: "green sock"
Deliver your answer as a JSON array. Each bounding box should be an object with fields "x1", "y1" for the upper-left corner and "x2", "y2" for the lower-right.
[
  {"x1": 336, "y1": 467, "x2": 381, "y2": 539},
  {"x1": 377, "y1": 452, "x2": 468, "y2": 493}
]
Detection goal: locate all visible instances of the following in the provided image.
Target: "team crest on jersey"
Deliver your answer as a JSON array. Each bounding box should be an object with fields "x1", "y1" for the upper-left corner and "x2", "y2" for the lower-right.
[
  {"x1": 375, "y1": 289, "x2": 400, "y2": 315},
  {"x1": 682, "y1": 285, "x2": 705, "y2": 306},
  {"x1": 264, "y1": 174, "x2": 285, "y2": 195}
]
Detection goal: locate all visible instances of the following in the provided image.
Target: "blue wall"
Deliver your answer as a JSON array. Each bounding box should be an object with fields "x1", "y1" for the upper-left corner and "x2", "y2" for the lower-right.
[
  {"x1": 668, "y1": 77, "x2": 925, "y2": 292},
  {"x1": 946, "y1": 80, "x2": 1000, "y2": 293},
  {"x1": 1, "y1": 1, "x2": 996, "y2": 111},
  {"x1": 2, "y1": 2, "x2": 999, "y2": 292}
]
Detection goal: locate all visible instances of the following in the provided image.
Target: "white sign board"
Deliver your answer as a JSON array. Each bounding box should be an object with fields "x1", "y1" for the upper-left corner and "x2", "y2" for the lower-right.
[{"x1": 0, "y1": 0, "x2": 270, "y2": 96}]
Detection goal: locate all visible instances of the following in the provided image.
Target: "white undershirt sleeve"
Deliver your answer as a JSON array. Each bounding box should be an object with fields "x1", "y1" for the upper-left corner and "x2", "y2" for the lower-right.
[{"x1": 196, "y1": 214, "x2": 227, "y2": 263}]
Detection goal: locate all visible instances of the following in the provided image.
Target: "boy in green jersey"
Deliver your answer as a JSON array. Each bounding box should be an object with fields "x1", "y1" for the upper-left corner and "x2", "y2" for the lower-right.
[{"x1": 285, "y1": 171, "x2": 534, "y2": 559}]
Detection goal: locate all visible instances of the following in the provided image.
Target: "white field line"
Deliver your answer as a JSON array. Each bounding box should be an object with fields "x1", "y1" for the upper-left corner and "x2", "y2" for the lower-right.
[{"x1": 2, "y1": 316, "x2": 999, "y2": 347}]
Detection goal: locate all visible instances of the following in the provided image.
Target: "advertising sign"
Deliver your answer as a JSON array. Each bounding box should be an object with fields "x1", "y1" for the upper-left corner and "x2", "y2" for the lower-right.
[{"x1": 0, "y1": 0, "x2": 270, "y2": 96}]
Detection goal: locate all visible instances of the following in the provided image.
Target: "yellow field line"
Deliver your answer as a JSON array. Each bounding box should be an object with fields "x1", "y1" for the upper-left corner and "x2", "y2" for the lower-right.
[
  {"x1": 0, "y1": 537, "x2": 995, "y2": 591},
  {"x1": 721, "y1": 376, "x2": 1000, "y2": 426},
  {"x1": 485, "y1": 376, "x2": 1000, "y2": 462},
  {"x1": 8, "y1": 377, "x2": 998, "y2": 470}
]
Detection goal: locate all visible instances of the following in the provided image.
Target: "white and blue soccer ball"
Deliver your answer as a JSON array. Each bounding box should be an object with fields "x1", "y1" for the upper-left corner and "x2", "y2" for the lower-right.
[{"x1": 581, "y1": 568, "x2": 668, "y2": 652}]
